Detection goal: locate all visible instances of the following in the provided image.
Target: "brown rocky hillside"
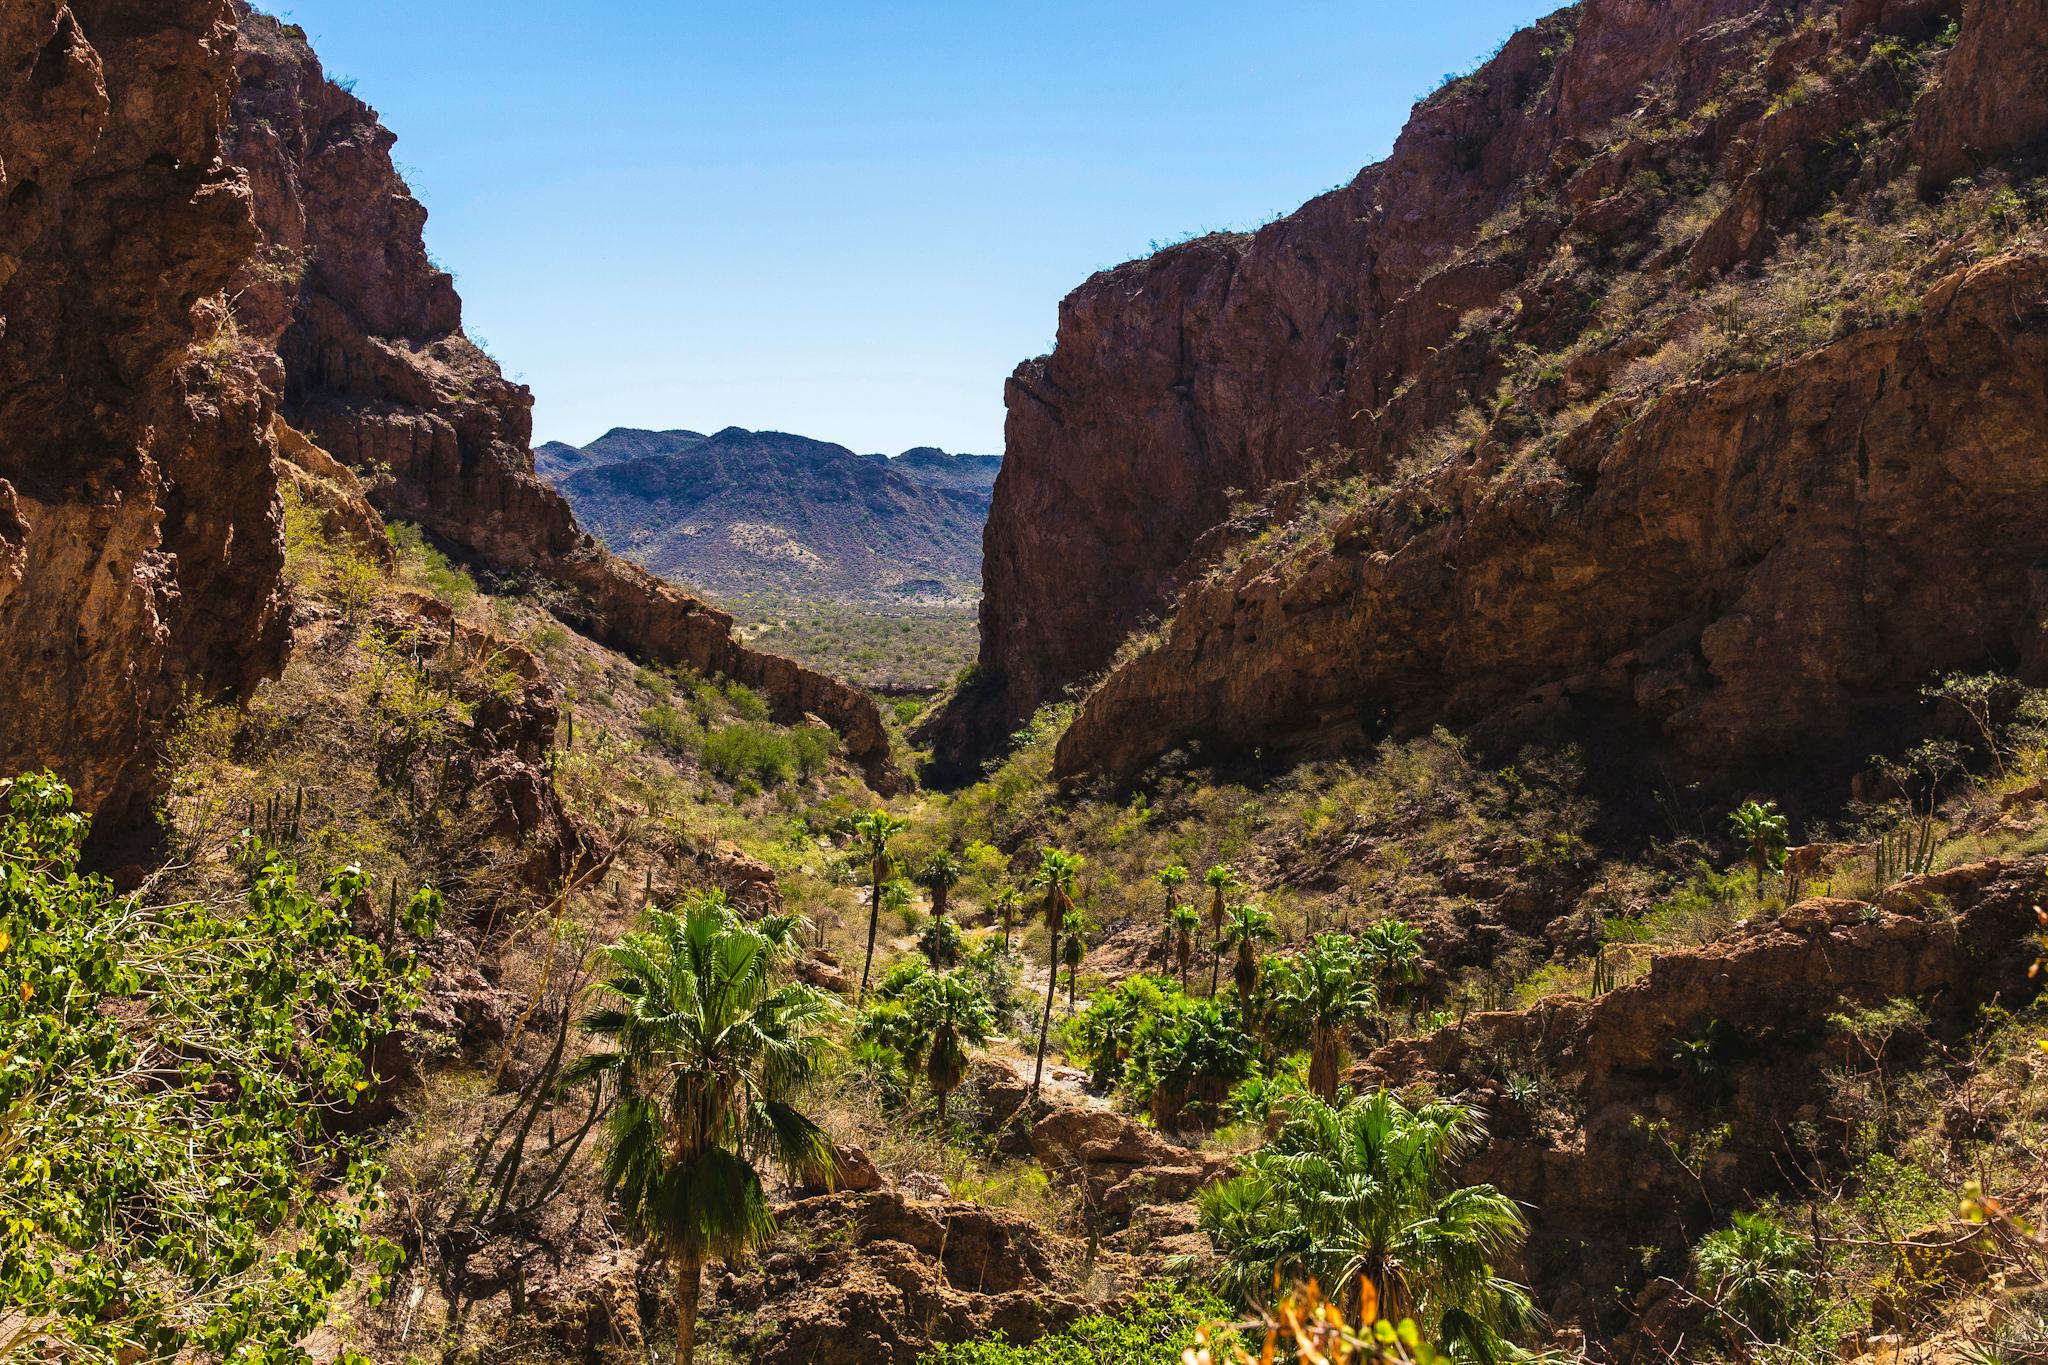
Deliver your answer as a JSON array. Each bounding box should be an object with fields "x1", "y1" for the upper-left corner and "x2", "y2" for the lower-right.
[
  {"x1": 926, "y1": 0, "x2": 2048, "y2": 791},
  {"x1": 0, "y1": 0, "x2": 897, "y2": 838}
]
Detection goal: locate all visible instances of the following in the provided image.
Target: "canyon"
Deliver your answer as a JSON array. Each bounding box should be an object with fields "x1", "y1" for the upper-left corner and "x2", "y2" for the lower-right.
[{"x1": 7, "y1": 1, "x2": 2048, "y2": 1363}]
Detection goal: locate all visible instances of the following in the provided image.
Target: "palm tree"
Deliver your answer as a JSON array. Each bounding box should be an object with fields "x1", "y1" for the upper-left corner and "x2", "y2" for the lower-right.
[
  {"x1": 991, "y1": 885, "x2": 1022, "y2": 953},
  {"x1": 1728, "y1": 800, "x2": 1790, "y2": 896},
  {"x1": 849, "y1": 809, "x2": 908, "y2": 1001},
  {"x1": 1357, "y1": 917, "x2": 1425, "y2": 1021},
  {"x1": 1130, "y1": 994, "x2": 1255, "y2": 1130},
  {"x1": 1220, "y1": 902, "x2": 1278, "y2": 1003},
  {"x1": 1061, "y1": 909, "x2": 1094, "y2": 1013},
  {"x1": 573, "y1": 895, "x2": 836, "y2": 1365},
  {"x1": 1169, "y1": 903, "x2": 1202, "y2": 992},
  {"x1": 1029, "y1": 847, "x2": 1082, "y2": 1099},
  {"x1": 1198, "y1": 1090, "x2": 1536, "y2": 1360},
  {"x1": 1268, "y1": 934, "x2": 1377, "y2": 1101},
  {"x1": 916, "y1": 912, "x2": 962, "y2": 968},
  {"x1": 1202, "y1": 864, "x2": 1241, "y2": 995},
  {"x1": 1154, "y1": 863, "x2": 1189, "y2": 959},
  {"x1": 912, "y1": 970, "x2": 995, "y2": 1126},
  {"x1": 915, "y1": 850, "x2": 964, "y2": 930}
]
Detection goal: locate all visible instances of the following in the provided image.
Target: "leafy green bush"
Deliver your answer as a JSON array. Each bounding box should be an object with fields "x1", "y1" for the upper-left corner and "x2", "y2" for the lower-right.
[
  {"x1": 702, "y1": 721, "x2": 834, "y2": 787},
  {"x1": 388, "y1": 520, "x2": 478, "y2": 610},
  {"x1": 1693, "y1": 1210, "x2": 1814, "y2": 1345},
  {"x1": 640, "y1": 702, "x2": 703, "y2": 758},
  {"x1": 917, "y1": 1283, "x2": 1237, "y2": 1364},
  {"x1": 0, "y1": 771, "x2": 436, "y2": 1363}
]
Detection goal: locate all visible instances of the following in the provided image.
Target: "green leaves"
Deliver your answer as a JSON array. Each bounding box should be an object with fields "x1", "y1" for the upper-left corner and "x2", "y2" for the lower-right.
[
  {"x1": 0, "y1": 772, "x2": 432, "y2": 1364},
  {"x1": 580, "y1": 891, "x2": 838, "y2": 1258},
  {"x1": 1197, "y1": 1091, "x2": 1534, "y2": 1359}
]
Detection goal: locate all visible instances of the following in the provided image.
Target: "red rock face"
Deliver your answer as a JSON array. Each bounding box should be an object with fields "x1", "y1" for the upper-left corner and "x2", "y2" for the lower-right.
[
  {"x1": 225, "y1": 7, "x2": 899, "y2": 791},
  {"x1": 0, "y1": 0, "x2": 290, "y2": 833},
  {"x1": 0, "y1": 1, "x2": 895, "y2": 837},
  {"x1": 938, "y1": 0, "x2": 2048, "y2": 786}
]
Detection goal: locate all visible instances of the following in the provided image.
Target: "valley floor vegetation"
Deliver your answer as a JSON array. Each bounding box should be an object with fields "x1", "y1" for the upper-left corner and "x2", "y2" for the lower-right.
[{"x1": 9, "y1": 472, "x2": 2048, "y2": 1365}]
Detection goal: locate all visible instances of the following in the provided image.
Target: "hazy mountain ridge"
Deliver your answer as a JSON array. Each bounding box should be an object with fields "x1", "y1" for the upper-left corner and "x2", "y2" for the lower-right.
[{"x1": 549, "y1": 426, "x2": 997, "y2": 605}]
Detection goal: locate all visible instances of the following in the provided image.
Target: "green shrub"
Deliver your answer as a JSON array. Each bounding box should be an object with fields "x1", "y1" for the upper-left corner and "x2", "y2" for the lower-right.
[
  {"x1": 917, "y1": 1283, "x2": 1236, "y2": 1364},
  {"x1": 0, "y1": 771, "x2": 434, "y2": 1360},
  {"x1": 639, "y1": 703, "x2": 702, "y2": 758},
  {"x1": 1693, "y1": 1210, "x2": 1814, "y2": 1345},
  {"x1": 702, "y1": 721, "x2": 835, "y2": 788},
  {"x1": 388, "y1": 521, "x2": 478, "y2": 610}
]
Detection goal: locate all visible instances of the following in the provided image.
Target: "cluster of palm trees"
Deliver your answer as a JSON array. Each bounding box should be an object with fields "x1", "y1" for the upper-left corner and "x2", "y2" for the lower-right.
[
  {"x1": 568, "y1": 822, "x2": 1480, "y2": 1364},
  {"x1": 855, "y1": 958, "x2": 995, "y2": 1124}
]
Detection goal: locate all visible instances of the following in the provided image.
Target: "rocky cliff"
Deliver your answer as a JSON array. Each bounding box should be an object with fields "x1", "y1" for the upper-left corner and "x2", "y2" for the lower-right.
[
  {"x1": 0, "y1": 1, "x2": 897, "y2": 832},
  {"x1": 931, "y1": 0, "x2": 2048, "y2": 788},
  {"x1": 0, "y1": 0, "x2": 291, "y2": 836},
  {"x1": 227, "y1": 7, "x2": 899, "y2": 791}
]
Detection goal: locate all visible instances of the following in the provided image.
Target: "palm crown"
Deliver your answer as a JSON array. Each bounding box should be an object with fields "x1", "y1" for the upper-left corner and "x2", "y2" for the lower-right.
[
  {"x1": 573, "y1": 893, "x2": 836, "y2": 1365},
  {"x1": 1267, "y1": 933, "x2": 1377, "y2": 1100},
  {"x1": 1198, "y1": 1090, "x2": 1536, "y2": 1362}
]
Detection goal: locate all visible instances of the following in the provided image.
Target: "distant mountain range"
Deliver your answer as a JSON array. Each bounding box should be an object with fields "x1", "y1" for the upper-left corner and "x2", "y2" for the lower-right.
[{"x1": 538, "y1": 427, "x2": 999, "y2": 605}]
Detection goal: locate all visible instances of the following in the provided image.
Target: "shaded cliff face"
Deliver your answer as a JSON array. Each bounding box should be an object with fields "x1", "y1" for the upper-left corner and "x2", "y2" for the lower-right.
[
  {"x1": 226, "y1": 9, "x2": 898, "y2": 791},
  {"x1": 0, "y1": 0, "x2": 290, "y2": 833},
  {"x1": 937, "y1": 0, "x2": 2048, "y2": 788}
]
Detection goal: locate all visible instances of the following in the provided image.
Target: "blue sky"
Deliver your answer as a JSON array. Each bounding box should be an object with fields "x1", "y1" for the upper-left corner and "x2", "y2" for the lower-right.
[{"x1": 262, "y1": 2, "x2": 1558, "y2": 454}]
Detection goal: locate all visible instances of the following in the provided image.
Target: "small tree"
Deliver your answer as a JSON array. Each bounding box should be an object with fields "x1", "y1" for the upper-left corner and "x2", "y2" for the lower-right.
[
  {"x1": 1924, "y1": 672, "x2": 2013, "y2": 778},
  {"x1": 1029, "y1": 848, "x2": 1083, "y2": 1099},
  {"x1": 1356, "y1": 918, "x2": 1425, "y2": 1020},
  {"x1": 866, "y1": 966, "x2": 1000, "y2": 1126},
  {"x1": 991, "y1": 885, "x2": 1023, "y2": 952},
  {"x1": 1198, "y1": 1091, "x2": 1535, "y2": 1356},
  {"x1": 1727, "y1": 800, "x2": 1790, "y2": 897},
  {"x1": 1693, "y1": 1211, "x2": 1814, "y2": 1347},
  {"x1": 917, "y1": 911, "x2": 964, "y2": 968},
  {"x1": 1268, "y1": 935, "x2": 1377, "y2": 1101},
  {"x1": 1129, "y1": 995, "x2": 1256, "y2": 1130},
  {"x1": 915, "y1": 850, "x2": 964, "y2": 931},
  {"x1": 849, "y1": 809, "x2": 909, "y2": 1001},
  {"x1": 1154, "y1": 863, "x2": 1190, "y2": 957},
  {"x1": 1203, "y1": 864, "x2": 1243, "y2": 995},
  {"x1": 1061, "y1": 909, "x2": 1097, "y2": 1013}
]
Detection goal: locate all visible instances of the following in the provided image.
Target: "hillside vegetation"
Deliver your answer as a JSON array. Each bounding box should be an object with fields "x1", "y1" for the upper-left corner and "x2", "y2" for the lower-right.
[{"x1": 8, "y1": 1, "x2": 2048, "y2": 1364}]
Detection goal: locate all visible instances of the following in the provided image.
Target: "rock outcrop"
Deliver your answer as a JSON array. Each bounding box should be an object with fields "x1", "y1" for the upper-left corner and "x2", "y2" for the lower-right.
[
  {"x1": 226, "y1": 6, "x2": 898, "y2": 792},
  {"x1": 1352, "y1": 856, "x2": 2047, "y2": 1345},
  {"x1": 712, "y1": 1192, "x2": 1088, "y2": 1365},
  {"x1": 0, "y1": 0, "x2": 290, "y2": 834},
  {"x1": 0, "y1": 1, "x2": 897, "y2": 844},
  {"x1": 933, "y1": 0, "x2": 2048, "y2": 788}
]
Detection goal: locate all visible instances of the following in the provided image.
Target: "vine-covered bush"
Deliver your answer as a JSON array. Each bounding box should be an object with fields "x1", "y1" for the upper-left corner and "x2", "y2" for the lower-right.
[{"x1": 0, "y1": 771, "x2": 438, "y2": 1363}]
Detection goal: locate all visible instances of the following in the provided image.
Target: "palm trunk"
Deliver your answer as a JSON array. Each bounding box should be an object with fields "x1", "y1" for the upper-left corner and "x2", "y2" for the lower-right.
[
  {"x1": 1209, "y1": 944, "x2": 1221, "y2": 996},
  {"x1": 1030, "y1": 920, "x2": 1060, "y2": 1098},
  {"x1": 935, "y1": 1084, "x2": 949, "y2": 1128},
  {"x1": 674, "y1": 1255, "x2": 702, "y2": 1365},
  {"x1": 1309, "y1": 1028, "x2": 1339, "y2": 1102},
  {"x1": 858, "y1": 874, "x2": 881, "y2": 1001}
]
